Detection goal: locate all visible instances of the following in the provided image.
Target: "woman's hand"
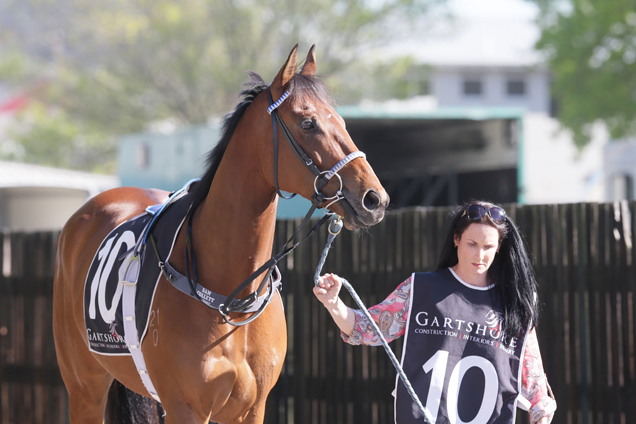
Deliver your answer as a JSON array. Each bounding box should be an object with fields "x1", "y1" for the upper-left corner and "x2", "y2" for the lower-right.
[
  {"x1": 313, "y1": 273, "x2": 355, "y2": 336},
  {"x1": 313, "y1": 273, "x2": 343, "y2": 307}
]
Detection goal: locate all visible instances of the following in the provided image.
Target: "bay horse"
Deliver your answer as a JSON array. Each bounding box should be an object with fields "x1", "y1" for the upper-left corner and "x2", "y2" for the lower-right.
[{"x1": 52, "y1": 44, "x2": 389, "y2": 424}]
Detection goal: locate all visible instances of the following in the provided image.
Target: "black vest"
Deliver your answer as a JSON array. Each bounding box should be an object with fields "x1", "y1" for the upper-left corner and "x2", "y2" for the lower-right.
[{"x1": 395, "y1": 269, "x2": 528, "y2": 424}]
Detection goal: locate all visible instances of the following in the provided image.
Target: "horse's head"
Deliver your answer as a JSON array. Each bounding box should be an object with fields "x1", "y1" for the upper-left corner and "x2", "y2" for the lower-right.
[{"x1": 265, "y1": 45, "x2": 389, "y2": 230}]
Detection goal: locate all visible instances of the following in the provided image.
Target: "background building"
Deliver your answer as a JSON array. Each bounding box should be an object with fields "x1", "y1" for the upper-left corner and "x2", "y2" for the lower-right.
[
  {"x1": 430, "y1": 64, "x2": 552, "y2": 114},
  {"x1": 116, "y1": 59, "x2": 609, "y2": 216}
]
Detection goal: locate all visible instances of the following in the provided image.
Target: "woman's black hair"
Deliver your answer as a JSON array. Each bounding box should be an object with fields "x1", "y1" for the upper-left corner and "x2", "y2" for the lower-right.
[{"x1": 436, "y1": 201, "x2": 539, "y2": 337}]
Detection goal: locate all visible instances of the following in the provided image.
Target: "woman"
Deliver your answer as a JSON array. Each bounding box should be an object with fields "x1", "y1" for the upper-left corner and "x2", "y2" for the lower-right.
[{"x1": 314, "y1": 201, "x2": 556, "y2": 423}]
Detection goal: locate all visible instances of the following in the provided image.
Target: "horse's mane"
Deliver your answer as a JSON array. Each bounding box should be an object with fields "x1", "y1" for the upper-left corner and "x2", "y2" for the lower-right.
[{"x1": 189, "y1": 69, "x2": 334, "y2": 210}]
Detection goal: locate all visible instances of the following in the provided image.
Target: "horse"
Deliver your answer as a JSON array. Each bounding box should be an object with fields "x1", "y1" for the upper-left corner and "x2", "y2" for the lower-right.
[{"x1": 52, "y1": 44, "x2": 389, "y2": 424}]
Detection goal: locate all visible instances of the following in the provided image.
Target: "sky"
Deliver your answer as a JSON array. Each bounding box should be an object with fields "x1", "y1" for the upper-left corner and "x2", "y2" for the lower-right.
[{"x1": 404, "y1": 0, "x2": 542, "y2": 66}]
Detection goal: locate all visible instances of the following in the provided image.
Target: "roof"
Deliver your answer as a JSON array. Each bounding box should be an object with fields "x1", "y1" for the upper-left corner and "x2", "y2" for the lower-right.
[{"x1": 0, "y1": 160, "x2": 119, "y2": 196}]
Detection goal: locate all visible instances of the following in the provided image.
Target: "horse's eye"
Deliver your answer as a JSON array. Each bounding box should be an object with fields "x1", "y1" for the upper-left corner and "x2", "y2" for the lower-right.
[{"x1": 300, "y1": 119, "x2": 315, "y2": 131}]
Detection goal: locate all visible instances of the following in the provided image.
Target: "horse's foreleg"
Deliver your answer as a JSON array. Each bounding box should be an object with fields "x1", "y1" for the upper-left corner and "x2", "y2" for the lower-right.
[
  {"x1": 162, "y1": 400, "x2": 211, "y2": 424},
  {"x1": 160, "y1": 397, "x2": 267, "y2": 424},
  {"x1": 238, "y1": 400, "x2": 268, "y2": 424}
]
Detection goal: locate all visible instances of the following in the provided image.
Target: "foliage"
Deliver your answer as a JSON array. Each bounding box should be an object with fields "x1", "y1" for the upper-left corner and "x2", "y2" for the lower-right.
[
  {"x1": 0, "y1": 0, "x2": 448, "y2": 171},
  {"x1": 4, "y1": 103, "x2": 116, "y2": 173},
  {"x1": 529, "y1": 0, "x2": 636, "y2": 148},
  {"x1": 333, "y1": 56, "x2": 432, "y2": 104}
]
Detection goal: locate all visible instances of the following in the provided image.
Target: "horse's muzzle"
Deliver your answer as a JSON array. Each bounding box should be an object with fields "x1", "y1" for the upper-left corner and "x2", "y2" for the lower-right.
[{"x1": 341, "y1": 188, "x2": 389, "y2": 230}]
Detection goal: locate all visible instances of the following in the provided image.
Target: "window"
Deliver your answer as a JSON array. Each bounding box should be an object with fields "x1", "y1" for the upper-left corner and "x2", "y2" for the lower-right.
[
  {"x1": 506, "y1": 79, "x2": 526, "y2": 96},
  {"x1": 463, "y1": 79, "x2": 482, "y2": 96}
]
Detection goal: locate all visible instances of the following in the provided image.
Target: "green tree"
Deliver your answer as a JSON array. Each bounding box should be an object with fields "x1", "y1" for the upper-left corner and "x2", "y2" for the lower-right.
[
  {"x1": 333, "y1": 56, "x2": 432, "y2": 104},
  {"x1": 530, "y1": 0, "x2": 636, "y2": 148},
  {"x1": 0, "y1": 0, "x2": 449, "y2": 171}
]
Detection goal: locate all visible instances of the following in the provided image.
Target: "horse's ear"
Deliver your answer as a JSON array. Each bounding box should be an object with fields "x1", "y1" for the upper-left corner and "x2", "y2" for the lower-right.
[
  {"x1": 273, "y1": 44, "x2": 299, "y2": 90},
  {"x1": 300, "y1": 45, "x2": 316, "y2": 78}
]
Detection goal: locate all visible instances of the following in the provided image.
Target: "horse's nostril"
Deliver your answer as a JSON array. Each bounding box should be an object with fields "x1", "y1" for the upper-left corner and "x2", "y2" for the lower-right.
[{"x1": 363, "y1": 190, "x2": 382, "y2": 211}]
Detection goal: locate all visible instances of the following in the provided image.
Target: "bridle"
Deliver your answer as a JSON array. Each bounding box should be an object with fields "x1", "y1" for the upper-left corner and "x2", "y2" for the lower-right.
[
  {"x1": 184, "y1": 85, "x2": 366, "y2": 326},
  {"x1": 267, "y1": 88, "x2": 366, "y2": 213}
]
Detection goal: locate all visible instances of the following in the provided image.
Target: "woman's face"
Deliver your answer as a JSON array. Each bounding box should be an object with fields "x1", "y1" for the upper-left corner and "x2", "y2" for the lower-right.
[{"x1": 453, "y1": 223, "x2": 500, "y2": 286}]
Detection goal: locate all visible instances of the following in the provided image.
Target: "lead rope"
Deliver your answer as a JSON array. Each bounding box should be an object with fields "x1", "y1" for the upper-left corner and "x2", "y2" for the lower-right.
[{"x1": 314, "y1": 216, "x2": 434, "y2": 424}]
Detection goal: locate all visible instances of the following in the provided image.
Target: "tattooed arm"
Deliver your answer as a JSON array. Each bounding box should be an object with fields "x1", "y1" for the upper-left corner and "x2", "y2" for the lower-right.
[
  {"x1": 338, "y1": 276, "x2": 412, "y2": 346},
  {"x1": 521, "y1": 328, "x2": 557, "y2": 423}
]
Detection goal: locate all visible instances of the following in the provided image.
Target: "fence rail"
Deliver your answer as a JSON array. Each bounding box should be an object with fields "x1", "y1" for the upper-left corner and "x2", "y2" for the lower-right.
[{"x1": 1, "y1": 201, "x2": 634, "y2": 424}]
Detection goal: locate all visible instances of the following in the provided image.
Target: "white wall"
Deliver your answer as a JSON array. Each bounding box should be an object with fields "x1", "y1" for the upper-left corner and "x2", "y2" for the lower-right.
[
  {"x1": 522, "y1": 113, "x2": 606, "y2": 204},
  {"x1": 431, "y1": 65, "x2": 551, "y2": 114}
]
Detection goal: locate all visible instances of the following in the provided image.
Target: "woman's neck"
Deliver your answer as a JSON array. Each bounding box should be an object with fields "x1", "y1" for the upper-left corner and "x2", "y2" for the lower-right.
[{"x1": 451, "y1": 265, "x2": 491, "y2": 288}]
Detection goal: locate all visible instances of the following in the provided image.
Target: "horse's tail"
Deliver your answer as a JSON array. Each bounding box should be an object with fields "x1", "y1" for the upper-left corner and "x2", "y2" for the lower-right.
[{"x1": 105, "y1": 380, "x2": 165, "y2": 424}]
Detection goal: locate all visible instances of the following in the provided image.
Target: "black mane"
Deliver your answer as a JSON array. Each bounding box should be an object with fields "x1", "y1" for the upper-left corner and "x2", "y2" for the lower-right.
[
  {"x1": 189, "y1": 70, "x2": 334, "y2": 210},
  {"x1": 189, "y1": 72, "x2": 268, "y2": 209}
]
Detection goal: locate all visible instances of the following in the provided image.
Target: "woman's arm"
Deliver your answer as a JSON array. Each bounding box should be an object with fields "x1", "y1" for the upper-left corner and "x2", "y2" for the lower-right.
[
  {"x1": 522, "y1": 327, "x2": 557, "y2": 423},
  {"x1": 313, "y1": 273, "x2": 356, "y2": 336},
  {"x1": 314, "y1": 273, "x2": 412, "y2": 346}
]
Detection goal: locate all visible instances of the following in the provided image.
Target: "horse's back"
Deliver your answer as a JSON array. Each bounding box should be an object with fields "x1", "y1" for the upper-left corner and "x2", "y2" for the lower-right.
[
  {"x1": 53, "y1": 187, "x2": 170, "y2": 331},
  {"x1": 59, "y1": 186, "x2": 168, "y2": 260}
]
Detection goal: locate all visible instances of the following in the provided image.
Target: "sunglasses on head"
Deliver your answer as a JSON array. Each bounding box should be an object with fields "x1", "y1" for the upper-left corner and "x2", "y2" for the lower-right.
[{"x1": 461, "y1": 204, "x2": 506, "y2": 224}]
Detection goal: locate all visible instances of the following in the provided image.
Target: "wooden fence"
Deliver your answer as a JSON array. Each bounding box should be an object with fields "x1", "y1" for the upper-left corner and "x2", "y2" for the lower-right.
[
  {"x1": 0, "y1": 231, "x2": 66, "y2": 424},
  {"x1": 1, "y1": 201, "x2": 634, "y2": 424}
]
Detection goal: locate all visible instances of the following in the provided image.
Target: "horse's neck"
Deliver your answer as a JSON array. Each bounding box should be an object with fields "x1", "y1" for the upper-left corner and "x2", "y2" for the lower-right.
[{"x1": 188, "y1": 142, "x2": 278, "y2": 297}]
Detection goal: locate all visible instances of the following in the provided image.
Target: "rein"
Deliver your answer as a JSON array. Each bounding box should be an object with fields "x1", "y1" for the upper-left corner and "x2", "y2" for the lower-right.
[
  {"x1": 179, "y1": 86, "x2": 366, "y2": 327},
  {"x1": 314, "y1": 217, "x2": 434, "y2": 424}
]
